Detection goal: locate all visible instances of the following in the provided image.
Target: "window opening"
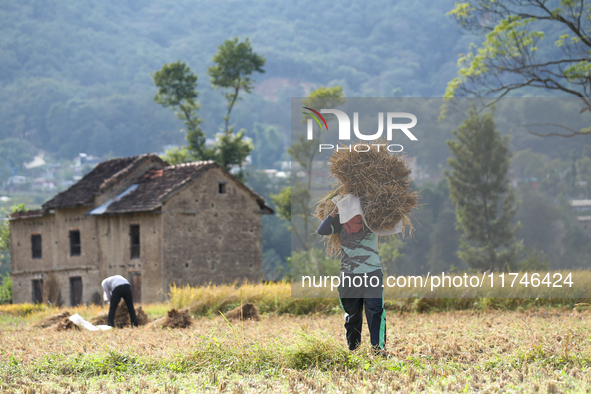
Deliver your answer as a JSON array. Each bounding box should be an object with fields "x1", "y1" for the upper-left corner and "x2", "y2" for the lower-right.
[
  {"x1": 31, "y1": 234, "x2": 42, "y2": 259},
  {"x1": 69, "y1": 230, "x2": 81, "y2": 256},
  {"x1": 130, "y1": 225, "x2": 140, "y2": 259}
]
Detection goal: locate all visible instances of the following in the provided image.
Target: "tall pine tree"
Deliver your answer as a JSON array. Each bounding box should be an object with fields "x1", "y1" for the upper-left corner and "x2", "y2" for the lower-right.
[{"x1": 444, "y1": 106, "x2": 521, "y2": 271}]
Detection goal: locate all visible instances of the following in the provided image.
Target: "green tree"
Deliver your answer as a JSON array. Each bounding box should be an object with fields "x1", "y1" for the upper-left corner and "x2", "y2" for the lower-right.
[
  {"x1": 208, "y1": 37, "x2": 266, "y2": 135},
  {"x1": 426, "y1": 210, "x2": 464, "y2": 273},
  {"x1": 215, "y1": 130, "x2": 253, "y2": 175},
  {"x1": 378, "y1": 237, "x2": 405, "y2": 277},
  {"x1": 446, "y1": 0, "x2": 591, "y2": 136},
  {"x1": 0, "y1": 203, "x2": 26, "y2": 279},
  {"x1": 0, "y1": 204, "x2": 25, "y2": 253},
  {"x1": 445, "y1": 107, "x2": 521, "y2": 270},
  {"x1": 288, "y1": 86, "x2": 346, "y2": 249},
  {"x1": 152, "y1": 61, "x2": 211, "y2": 162},
  {"x1": 271, "y1": 183, "x2": 322, "y2": 250},
  {"x1": 0, "y1": 274, "x2": 11, "y2": 304},
  {"x1": 207, "y1": 37, "x2": 264, "y2": 174},
  {"x1": 292, "y1": 86, "x2": 347, "y2": 187},
  {"x1": 419, "y1": 179, "x2": 451, "y2": 222},
  {"x1": 160, "y1": 146, "x2": 191, "y2": 165},
  {"x1": 270, "y1": 185, "x2": 292, "y2": 223}
]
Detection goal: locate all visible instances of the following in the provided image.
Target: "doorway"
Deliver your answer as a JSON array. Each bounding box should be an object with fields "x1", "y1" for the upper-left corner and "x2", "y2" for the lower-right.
[
  {"x1": 70, "y1": 277, "x2": 82, "y2": 306},
  {"x1": 32, "y1": 279, "x2": 43, "y2": 303}
]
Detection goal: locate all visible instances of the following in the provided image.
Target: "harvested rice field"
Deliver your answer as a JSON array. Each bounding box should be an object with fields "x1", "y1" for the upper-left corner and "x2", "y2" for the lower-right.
[{"x1": 1, "y1": 305, "x2": 591, "y2": 393}]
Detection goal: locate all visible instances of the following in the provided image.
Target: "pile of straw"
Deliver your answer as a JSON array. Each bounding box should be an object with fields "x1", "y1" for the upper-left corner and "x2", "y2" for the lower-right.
[
  {"x1": 146, "y1": 308, "x2": 193, "y2": 329},
  {"x1": 160, "y1": 308, "x2": 193, "y2": 328},
  {"x1": 314, "y1": 140, "x2": 419, "y2": 256},
  {"x1": 34, "y1": 311, "x2": 71, "y2": 328},
  {"x1": 55, "y1": 317, "x2": 79, "y2": 331},
  {"x1": 90, "y1": 302, "x2": 149, "y2": 327},
  {"x1": 223, "y1": 302, "x2": 260, "y2": 321}
]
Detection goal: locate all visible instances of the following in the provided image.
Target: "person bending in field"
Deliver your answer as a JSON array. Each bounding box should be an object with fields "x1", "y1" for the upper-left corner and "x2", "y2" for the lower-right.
[
  {"x1": 317, "y1": 203, "x2": 390, "y2": 357},
  {"x1": 102, "y1": 275, "x2": 138, "y2": 327}
]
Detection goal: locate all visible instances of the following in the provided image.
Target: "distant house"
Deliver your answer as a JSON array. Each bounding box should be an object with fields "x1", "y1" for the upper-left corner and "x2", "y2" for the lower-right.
[
  {"x1": 8, "y1": 175, "x2": 29, "y2": 185},
  {"x1": 10, "y1": 154, "x2": 273, "y2": 305},
  {"x1": 570, "y1": 200, "x2": 591, "y2": 212},
  {"x1": 569, "y1": 200, "x2": 591, "y2": 237}
]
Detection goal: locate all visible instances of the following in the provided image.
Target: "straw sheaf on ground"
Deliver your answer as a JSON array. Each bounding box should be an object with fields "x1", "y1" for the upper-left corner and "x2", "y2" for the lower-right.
[
  {"x1": 222, "y1": 302, "x2": 260, "y2": 321},
  {"x1": 55, "y1": 317, "x2": 79, "y2": 331},
  {"x1": 314, "y1": 140, "x2": 419, "y2": 257},
  {"x1": 1, "y1": 308, "x2": 591, "y2": 393},
  {"x1": 89, "y1": 302, "x2": 150, "y2": 327},
  {"x1": 33, "y1": 311, "x2": 71, "y2": 328},
  {"x1": 145, "y1": 307, "x2": 193, "y2": 329},
  {"x1": 33, "y1": 311, "x2": 80, "y2": 331}
]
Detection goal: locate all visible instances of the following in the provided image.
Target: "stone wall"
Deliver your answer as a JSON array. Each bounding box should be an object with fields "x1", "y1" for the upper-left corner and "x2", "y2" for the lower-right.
[
  {"x1": 10, "y1": 207, "x2": 103, "y2": 305},
  {"x1": 161, "y1": 168, "x2": 263, "y2": 290},
  {"x1": 95, "y1": 212, "x2": 163, "y2": 303},
  {"x1": 11, "y1": 208, "x2": 164, "y2": 305}
]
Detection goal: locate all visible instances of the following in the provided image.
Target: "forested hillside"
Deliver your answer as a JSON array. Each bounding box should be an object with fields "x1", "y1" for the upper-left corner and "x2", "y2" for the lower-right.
[
  {"x1": 0, "y1": 0, "x2": 468, "y2": 160},
  {"x1": 2, "y1": 0, "x2": 591, "y2": 280}
]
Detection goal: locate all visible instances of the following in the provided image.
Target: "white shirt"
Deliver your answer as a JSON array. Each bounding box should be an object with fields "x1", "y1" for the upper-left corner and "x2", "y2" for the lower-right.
[
  {"x1": 101, "y1": 275, "x2": 130, "y2": 301},
  {"x1": 332, "y1": 194, "x2": 402, "y2": 235}
]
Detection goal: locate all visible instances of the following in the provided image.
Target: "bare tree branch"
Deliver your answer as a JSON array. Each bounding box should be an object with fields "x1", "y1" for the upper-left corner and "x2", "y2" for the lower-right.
[{"x1": 525, "y1": 122, "x2": 590, "y2": 137}]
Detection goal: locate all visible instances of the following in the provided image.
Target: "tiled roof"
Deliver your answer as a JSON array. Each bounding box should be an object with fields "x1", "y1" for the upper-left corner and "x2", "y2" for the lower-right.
[
  {"x1": 35, "y1": 154, "x2": 272, "y2": 215},
  {"x1": 10, "y1": 209, "x2": 46, "y2": 219},
  {"x1": 42, "y1": 154, "x2": 166, "y2": 210},
  {"x1": 99, "y1": 161, "x2": 217, "y2": 213},
  {"x1": 88, "y1": 161, "x2": 274, "y2": 215}
]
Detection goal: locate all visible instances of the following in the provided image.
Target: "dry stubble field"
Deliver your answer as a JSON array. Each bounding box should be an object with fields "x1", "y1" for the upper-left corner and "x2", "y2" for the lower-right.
[{"x1": 1, "y1": 305, "x2": 591, "y2": 393}]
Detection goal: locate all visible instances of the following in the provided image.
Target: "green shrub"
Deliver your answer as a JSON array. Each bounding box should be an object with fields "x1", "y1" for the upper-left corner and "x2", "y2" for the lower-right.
[{"x1": 0, "y1": 273, "x2": 11, "y2": 304}]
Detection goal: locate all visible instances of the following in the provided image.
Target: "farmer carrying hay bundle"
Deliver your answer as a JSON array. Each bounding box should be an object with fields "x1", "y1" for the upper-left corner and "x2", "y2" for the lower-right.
[{"x1": 315, "y1": 140, "x2": 418, "y2": 357}]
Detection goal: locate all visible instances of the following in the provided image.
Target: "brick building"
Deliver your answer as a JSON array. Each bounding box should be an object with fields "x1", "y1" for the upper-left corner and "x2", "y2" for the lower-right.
[{"x1": 10, "y1": 154, "x2": 273, "y2": 305}]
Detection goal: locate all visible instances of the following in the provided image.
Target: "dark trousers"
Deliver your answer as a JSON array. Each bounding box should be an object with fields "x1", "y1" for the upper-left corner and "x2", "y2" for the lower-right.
[
  {"x1": 108, "y1": 284, "x2": 138, "y2": 327},
  {"x1": 338, "y1": 270, "x2": 386, "y2": 351}
]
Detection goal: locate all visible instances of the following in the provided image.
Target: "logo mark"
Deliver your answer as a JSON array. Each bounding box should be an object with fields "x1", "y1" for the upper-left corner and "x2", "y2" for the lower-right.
[
  {"x1": 304, "y1": 108, "x2": 418, "y2": 141},
  {"x1": 302, "y1": 107, "x2": 328, "y2": 139}
]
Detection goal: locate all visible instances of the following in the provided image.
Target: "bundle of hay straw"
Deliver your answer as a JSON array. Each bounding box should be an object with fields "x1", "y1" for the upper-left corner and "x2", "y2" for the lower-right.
[
  {"x1": 55, "y1": 317, "x2": 79, "y2": 331},
  {"x1": 314, "y1": 140, "x2": 419, "y2": 257},
  {"x1": 34, "y1": 311, "x2": 71, "y2": 328},
  {"x1": 223, "y1": 302, "x2": 260, "y2": 321},
  {"x1": 146, "y1": 308, "x2": 193, "y2": 329},
  {"x1": 89, "y1": 301, "x2": 149, "y2": 328}
]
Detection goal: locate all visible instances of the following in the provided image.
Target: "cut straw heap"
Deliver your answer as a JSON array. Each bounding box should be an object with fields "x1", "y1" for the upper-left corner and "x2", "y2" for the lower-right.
[{"x1": 314, "y1": 140, "x2": 419, "y2": 257}]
